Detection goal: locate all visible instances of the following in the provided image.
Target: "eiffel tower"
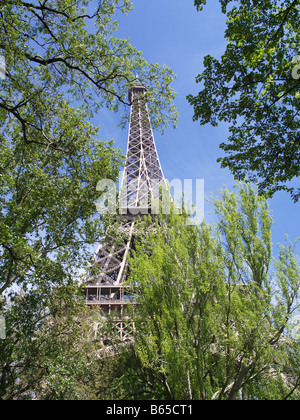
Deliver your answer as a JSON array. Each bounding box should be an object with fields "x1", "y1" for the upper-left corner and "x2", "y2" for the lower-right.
[{"x1": 84, "y1": 78, "x2": 167, "y2": 340}]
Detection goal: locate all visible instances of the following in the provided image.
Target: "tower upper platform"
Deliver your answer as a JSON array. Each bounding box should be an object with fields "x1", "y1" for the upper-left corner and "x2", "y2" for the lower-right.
[{"x1": 128, "y1": 77, "x2": 147, "y2": 103}]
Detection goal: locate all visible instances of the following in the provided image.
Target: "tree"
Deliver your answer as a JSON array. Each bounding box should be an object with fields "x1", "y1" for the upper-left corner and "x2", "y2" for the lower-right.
[
  {"x1": 0, "y1": 288, "x2": 98, "y2": 400},
  {"x1": 119, "y1": 183, "x2": 300, "y2": 400},
  {"x1": 188, "y1": 0, "x2": 300, "y2": 201},
  {"x1": 0, "y1": 0, "x2": 177, "y2": 299},
  {"x1": 0, "y1": 283, "x2": 131, "y2": 400},
  {"x1": 0, "y1": 0, "x2": 177, "y2": 398}
]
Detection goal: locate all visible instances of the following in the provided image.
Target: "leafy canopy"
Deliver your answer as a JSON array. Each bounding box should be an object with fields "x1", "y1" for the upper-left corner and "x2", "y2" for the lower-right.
[
  {"x1": 189, "y1": 0, "x2": 300, "y2": 201},
  {"x1": 120, "y1": 183, "x2": 300, "y2": 400},
  {"x1": 0, "y1": 0, "x2": 177, "y2": 299},
  {"x1": 0, "y1": 0, "x2": 177, "y2": 398}
]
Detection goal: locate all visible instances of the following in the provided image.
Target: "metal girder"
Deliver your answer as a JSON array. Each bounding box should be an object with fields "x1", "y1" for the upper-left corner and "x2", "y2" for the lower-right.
[
  {"x1": 84, "y1": 80, "x2": 165, "y2": 332},
  {"x1": 120, "y1": 81, "x2": 166, "y2": 211}
]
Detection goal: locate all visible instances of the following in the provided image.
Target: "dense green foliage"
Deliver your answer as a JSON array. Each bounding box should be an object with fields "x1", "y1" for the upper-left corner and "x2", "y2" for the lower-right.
[
  {"x1": 119, "y1": 184, "x2": 300, "y2": 400},
  {"x1": 189, "y1": 0, "x2": 300, "y2": 201},
  {"x1": 0, "y1": 0, "x2": 177, "y2": 399},
  {"x1": 1, "y1": 182, "x2": 299, "y2": 399},
  {"x1": 0, "y1": 0, "x2": 177, "y2": 299}
]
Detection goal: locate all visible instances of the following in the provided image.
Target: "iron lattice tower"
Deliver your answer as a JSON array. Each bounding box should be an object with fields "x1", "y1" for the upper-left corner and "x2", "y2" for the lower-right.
[{"x1": 84, "y1": 79, "x2": 166, "y2": 340}]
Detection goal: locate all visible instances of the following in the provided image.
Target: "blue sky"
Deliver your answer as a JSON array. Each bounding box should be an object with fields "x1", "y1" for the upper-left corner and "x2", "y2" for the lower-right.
[{"x1": 98, "y1": 0, "x2": 300, "y2": 256}]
